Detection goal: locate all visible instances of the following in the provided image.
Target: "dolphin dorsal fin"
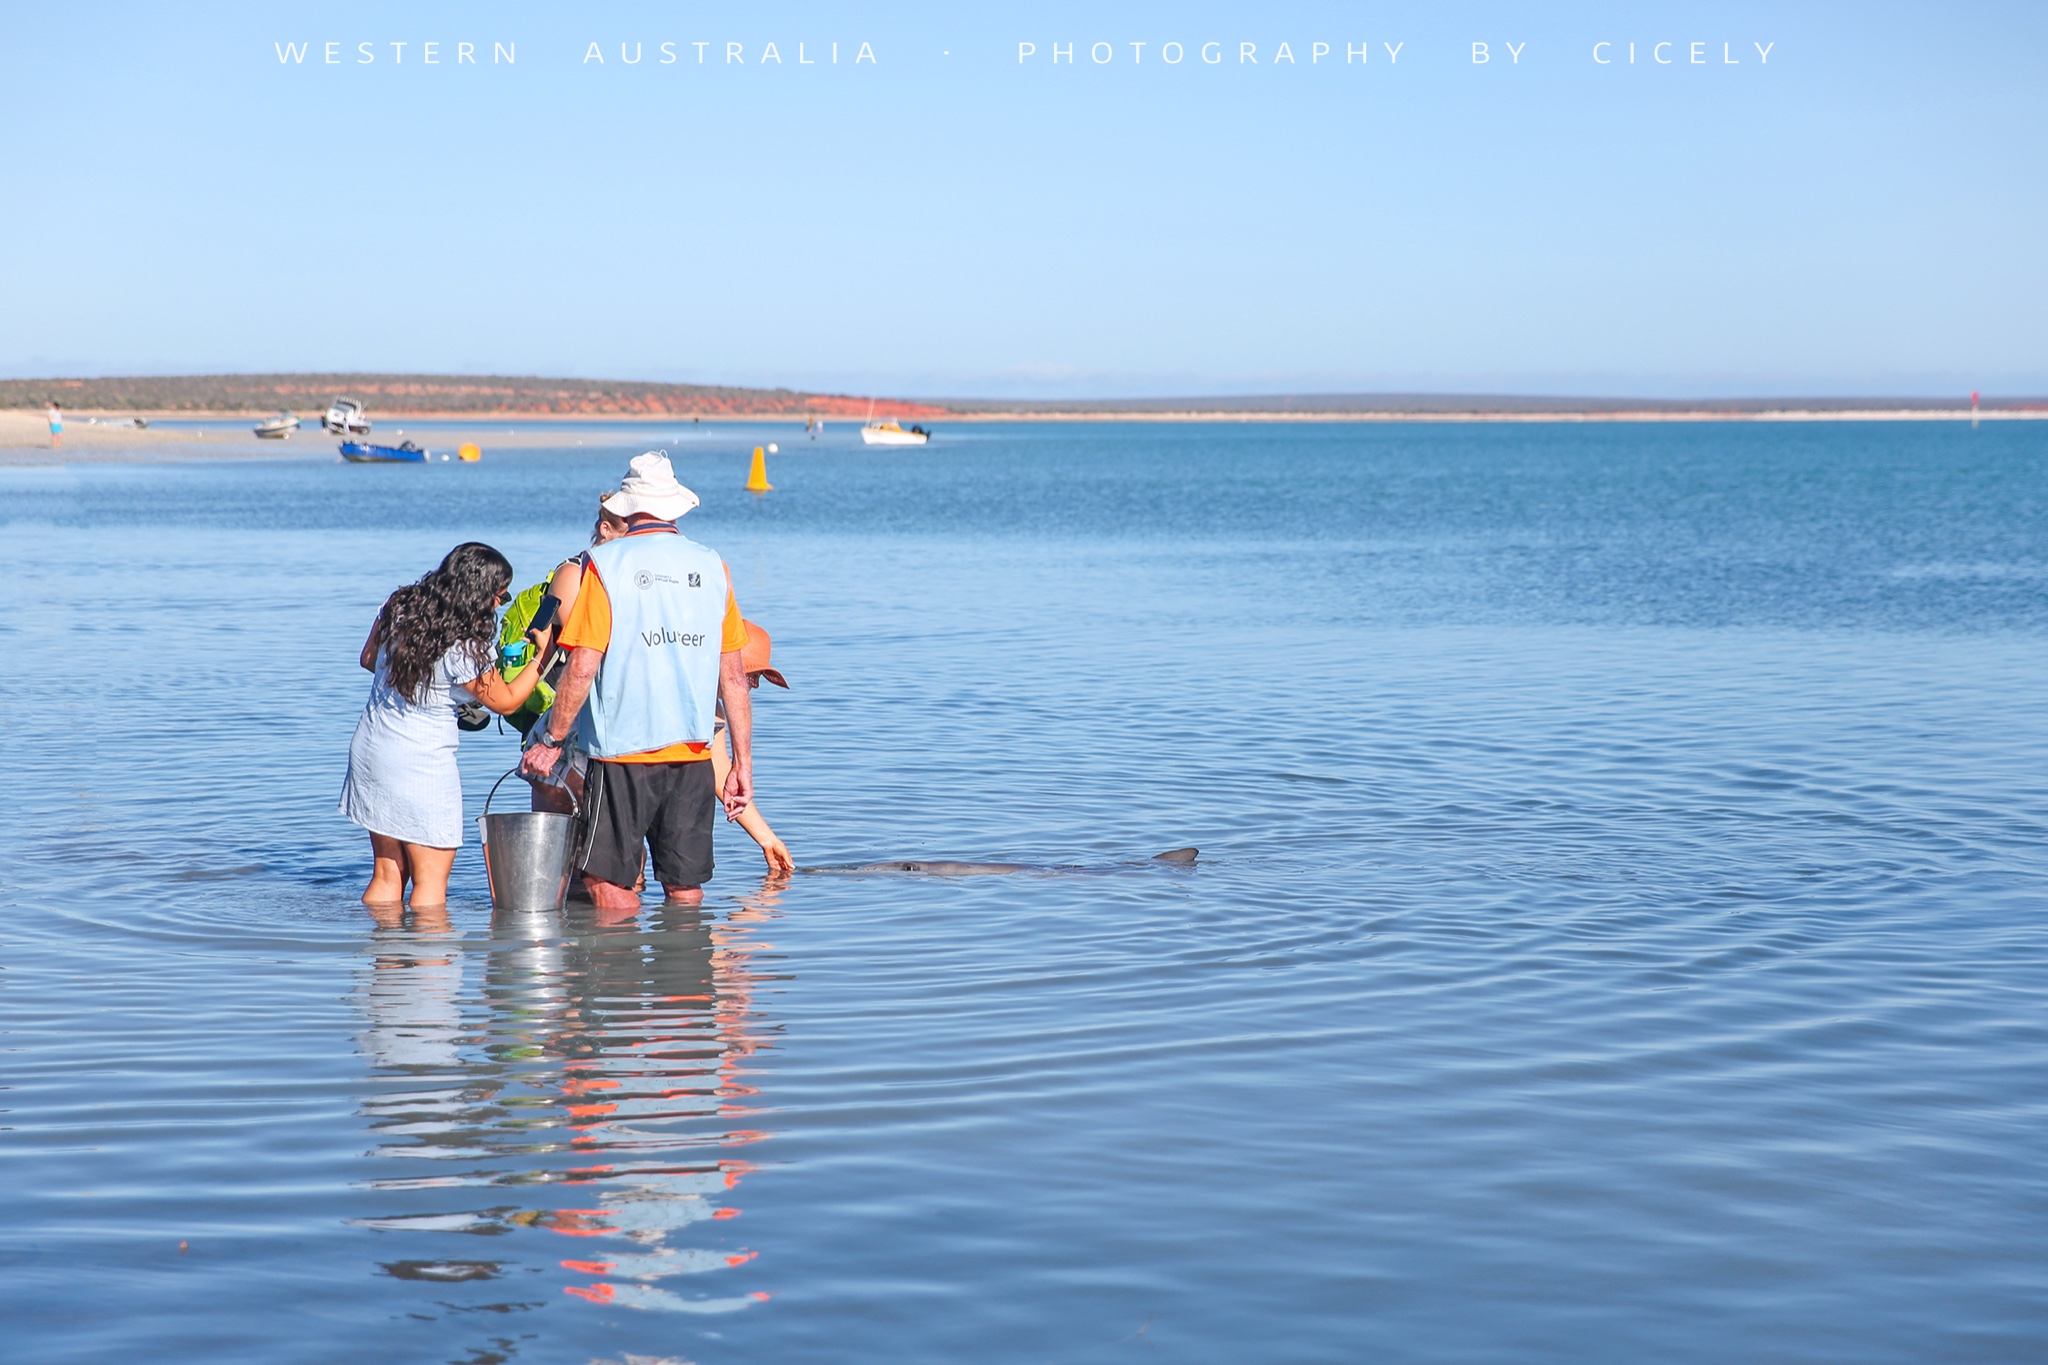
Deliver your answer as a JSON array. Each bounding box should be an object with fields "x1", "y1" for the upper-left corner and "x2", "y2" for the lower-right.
[{"x1": 1151, "y1": 847, "x2": 1198, "y2": 863}]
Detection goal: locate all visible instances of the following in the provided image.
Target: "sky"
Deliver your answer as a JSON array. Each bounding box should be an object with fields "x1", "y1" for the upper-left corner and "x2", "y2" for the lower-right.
[{"x1": 1, "y1": 1, "x2": 2043, "y2": 398}]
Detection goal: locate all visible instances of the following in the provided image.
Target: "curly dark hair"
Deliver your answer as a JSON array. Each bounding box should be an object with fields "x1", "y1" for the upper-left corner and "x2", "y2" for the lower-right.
[{"x1": 377, "y1": 542, "x2": 513, "y2": 703}]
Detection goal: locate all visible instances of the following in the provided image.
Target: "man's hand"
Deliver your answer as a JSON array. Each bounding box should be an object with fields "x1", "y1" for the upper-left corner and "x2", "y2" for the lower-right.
[
  {"x1": 520, "y1": 739, "x2": 561, "y2": 780},
  {"x1": 716, "y1": 647, "x2": 754, "y2": 821},
  {"x1": 721, "y1": 759, "x2": 752, "y2": 821}
]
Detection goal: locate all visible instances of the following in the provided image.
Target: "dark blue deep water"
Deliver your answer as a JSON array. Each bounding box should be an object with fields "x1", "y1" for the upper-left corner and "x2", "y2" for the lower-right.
[{"x1": 5, "y1": 420, "x2": 2048, "y2": 1363}]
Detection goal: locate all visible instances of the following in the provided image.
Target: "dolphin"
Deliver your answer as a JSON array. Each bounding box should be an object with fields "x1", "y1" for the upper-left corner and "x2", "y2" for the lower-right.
[{"x1": 801, "y1": 847, "x2": 1198, "y2": 877}]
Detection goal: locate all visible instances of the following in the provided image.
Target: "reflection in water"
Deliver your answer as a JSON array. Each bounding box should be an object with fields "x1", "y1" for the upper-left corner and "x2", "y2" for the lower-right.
[
  {"x1": 357, "y1": 905, "x2": 463, "y2": 1073},
  {"x1": 351, "y1": 891, "x2": 783, "y2": 1337}
]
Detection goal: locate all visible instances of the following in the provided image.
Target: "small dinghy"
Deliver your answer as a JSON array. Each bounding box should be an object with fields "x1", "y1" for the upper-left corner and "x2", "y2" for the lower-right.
[
  {"x1": 340, "y1": 439, "x2": 428, "y2": 463},
  {"x1": 254, "y1": 412, "x2": 300, "y2": 439}
]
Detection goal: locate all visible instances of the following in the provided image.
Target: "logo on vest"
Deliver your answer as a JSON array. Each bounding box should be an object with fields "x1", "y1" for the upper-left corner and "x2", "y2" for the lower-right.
[
  {"x1": 641, "y1": 628, "x2": 707, "y2": 648},
  {"x1": 634, "y1": 569, "x2": 653, "y2": 590}
]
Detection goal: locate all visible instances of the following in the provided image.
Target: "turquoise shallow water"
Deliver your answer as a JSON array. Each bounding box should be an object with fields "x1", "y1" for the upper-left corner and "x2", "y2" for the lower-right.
[{"x1": 4, "y1": 421, "x2": 2048, "y2": 1362}]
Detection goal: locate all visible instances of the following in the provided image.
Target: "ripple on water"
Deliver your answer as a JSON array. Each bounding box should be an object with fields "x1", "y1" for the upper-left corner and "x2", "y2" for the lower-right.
[{"x1": 8, "y1": 426, "x2": 2048, "y2": 1362}]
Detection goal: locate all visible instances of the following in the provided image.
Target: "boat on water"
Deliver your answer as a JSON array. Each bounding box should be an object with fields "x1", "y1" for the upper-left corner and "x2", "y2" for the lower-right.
[
  {"x1": 322, "y1": 397, "x2": 372, "y2": 437},
  {"x1": 857, "y1": 398, "x2": 931, "y2": 446},
  {"x1": 340, "y1": 439, "x2": 428, "y2": 463},
  {"x1": 253, "y1": 412, "x2": 301, "y2": 439},
  {"x1": 860, "y1": 420, "x2": 931, "y2": 446}
]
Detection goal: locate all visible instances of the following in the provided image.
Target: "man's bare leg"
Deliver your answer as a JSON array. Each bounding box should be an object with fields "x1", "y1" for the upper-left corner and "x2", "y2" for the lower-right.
[
  {"x1": 584, "y1": 874, "x2": 643, "y2": 924},
  {"x1": 660, "y1": 884, "x2": 703, "y2": 906},
  {"x1": 365, "y1": 833, "x2": 409, "y2": 905}
]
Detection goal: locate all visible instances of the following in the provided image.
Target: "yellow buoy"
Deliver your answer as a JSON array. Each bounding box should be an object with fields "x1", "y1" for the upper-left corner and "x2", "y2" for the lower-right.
[
  {"x1": 745, "y1": 444, "x2": 773, "y2": 492},
  {"x1": 457, "y1": 442, "x2": 482, "y2": 462}
]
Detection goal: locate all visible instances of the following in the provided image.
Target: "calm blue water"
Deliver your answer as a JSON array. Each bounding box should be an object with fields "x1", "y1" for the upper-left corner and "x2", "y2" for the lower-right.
[{"x1": 5, "y1": 421, "x2": 2048, "y2": 1363}]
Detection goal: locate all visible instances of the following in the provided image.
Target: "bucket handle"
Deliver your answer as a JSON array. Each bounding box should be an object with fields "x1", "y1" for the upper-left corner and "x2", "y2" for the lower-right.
[{"x1": 484, "y1": 764, "x2": 581, "y2": 820}]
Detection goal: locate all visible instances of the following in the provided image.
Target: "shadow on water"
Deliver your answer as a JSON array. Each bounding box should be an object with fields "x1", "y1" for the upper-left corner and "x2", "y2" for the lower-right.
[{"x1": 348, "y1": 891, "x2": 784, "y2": 1349}]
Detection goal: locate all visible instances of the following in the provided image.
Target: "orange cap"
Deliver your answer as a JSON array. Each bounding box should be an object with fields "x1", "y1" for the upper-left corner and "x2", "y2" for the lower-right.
[{"x1": 740, "y1": 620, "x2": 788, "y2": 688}]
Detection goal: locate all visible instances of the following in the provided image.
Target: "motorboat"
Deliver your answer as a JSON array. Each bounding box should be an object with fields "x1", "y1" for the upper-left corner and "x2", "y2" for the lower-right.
[
  {"x1": 322, "y1": 397, "x2": 372, "y2": 436},
  {"x1": 857, "y1": 397, "x2": 930, "y2": 445},
  {"x1": 860, "y1": 420, "x2": 930, "y2": 446},
  {"x1": 340, "y1": 439, "x2": 428, "y2": 463},
  {"x1": 254, "y1": 412, "x2": 301, "y2": 439}
]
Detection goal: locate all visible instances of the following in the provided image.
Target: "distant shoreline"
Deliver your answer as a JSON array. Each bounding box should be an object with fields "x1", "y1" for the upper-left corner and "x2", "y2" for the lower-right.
[
  {"x1": 2, "y1": 374, "x2": 2043, "y2": 431},
  {"x1": 16, "y1": 407, "x2": 2047, "y2": 427},
  {"x1": 6, "y1": 405, "x2": 2041, "y2": 465},
  {"x1": 881, "y1": 408, "x2": 2048, "y2": 424}
]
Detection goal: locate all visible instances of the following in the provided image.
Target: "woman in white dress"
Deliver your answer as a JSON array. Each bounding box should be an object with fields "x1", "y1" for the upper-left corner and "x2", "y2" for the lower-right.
[{"x1": 340, "y1": 543, "x2": 546, "y2": 908}]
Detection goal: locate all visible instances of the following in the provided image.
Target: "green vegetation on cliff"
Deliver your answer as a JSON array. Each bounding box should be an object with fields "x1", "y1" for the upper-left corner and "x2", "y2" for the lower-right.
[{"x1": 0, "y1": 373, "x2": 949, "y2": 418}]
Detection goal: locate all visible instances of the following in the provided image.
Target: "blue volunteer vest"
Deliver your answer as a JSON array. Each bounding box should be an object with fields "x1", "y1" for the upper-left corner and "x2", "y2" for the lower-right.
[{"x1": 581, "y1": 527, "x2": 727, "y2": 759}]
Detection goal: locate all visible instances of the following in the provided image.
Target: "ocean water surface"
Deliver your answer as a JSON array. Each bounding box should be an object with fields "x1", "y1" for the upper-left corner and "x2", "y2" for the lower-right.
[{"x1": 4, "y1": 420, "x2": 2048, "y2": 1362}]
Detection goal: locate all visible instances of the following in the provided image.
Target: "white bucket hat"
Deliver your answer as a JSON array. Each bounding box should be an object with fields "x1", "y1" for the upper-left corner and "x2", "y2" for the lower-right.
[{"x1": 602, "y1": 452, "x2": 699, "y2": 520}]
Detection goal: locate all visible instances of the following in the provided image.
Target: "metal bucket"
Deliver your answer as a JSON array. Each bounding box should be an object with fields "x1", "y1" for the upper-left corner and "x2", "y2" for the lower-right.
[{"x1": 478, "y1": 768, "x2": 583, "y2": 913}]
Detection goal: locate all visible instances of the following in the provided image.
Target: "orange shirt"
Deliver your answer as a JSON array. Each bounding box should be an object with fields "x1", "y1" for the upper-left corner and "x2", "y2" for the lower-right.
[{"x1": 558, "y1": 551, "x2": 747, "y2": 763}]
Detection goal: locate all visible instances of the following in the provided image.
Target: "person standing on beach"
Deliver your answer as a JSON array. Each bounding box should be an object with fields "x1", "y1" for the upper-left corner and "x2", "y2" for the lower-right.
[
  {"x1": 45, "y1": 402, "x2": 61, "y2": 449},
  {"x1": 519, "y1": 453, "x2": 754, "y2": 912}
]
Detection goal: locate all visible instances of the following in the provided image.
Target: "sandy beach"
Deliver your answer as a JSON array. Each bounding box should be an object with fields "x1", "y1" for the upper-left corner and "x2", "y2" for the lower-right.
[
  {"x1": 0, "y1": 410, "x2": 349, "y2": 463},
  {"x1": 0, "y1": 411, "x2": 782, "y2": 463}
]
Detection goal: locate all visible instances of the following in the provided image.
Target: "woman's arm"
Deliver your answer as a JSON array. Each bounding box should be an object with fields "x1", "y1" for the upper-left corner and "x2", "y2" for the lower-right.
[
  {"x1": 712, "y1": 721, "x2": 793, "y2": 877},
  {"x1": 464, "y1": 656, "x2": 543, "y2": 716}
]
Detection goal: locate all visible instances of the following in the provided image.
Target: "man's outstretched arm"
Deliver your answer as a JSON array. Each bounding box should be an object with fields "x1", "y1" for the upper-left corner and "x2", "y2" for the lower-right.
[{"x1": 717, "y1": 649, "x2": 752, "y2": 818}]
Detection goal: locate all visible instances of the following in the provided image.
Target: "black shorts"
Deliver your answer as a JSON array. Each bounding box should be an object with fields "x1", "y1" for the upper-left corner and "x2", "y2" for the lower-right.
[{"x1": 582, "y1": 759, "x2": 716, "y2": 890}]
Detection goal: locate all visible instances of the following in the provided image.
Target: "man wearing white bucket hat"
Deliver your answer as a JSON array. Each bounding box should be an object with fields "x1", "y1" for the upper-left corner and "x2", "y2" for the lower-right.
[{"x1": 520, "y1": 452, "x2": 754, "y2": 911}]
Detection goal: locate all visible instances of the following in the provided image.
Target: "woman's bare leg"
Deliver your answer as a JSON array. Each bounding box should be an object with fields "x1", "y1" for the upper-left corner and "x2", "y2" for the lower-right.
[
  {"x1": 365, "y1": 833, "x2": 409, "y2": 905},
  {"x1": 408, "y1": 903, "x2": 454, "y2": 933},
  {"x1": 404, "y1": 844, "x2": 459, "y2": 908}
]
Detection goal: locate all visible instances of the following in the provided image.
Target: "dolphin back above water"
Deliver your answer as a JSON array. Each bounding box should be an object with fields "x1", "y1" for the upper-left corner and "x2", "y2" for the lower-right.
[{"x1": 802, "y1": 847, "x2": 1199, "y2": 877}]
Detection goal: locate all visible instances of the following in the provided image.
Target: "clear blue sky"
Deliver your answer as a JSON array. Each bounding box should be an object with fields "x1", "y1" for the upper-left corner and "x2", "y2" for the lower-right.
[{"x1": 2, "y1": 1, "x2": 2043, "y2": 397}]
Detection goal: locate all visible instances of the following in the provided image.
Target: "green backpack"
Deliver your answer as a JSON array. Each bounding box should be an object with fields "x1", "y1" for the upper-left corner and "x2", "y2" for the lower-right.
[{"x1": 497, "y1": 569, "x2": 560, "y2": 723}]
